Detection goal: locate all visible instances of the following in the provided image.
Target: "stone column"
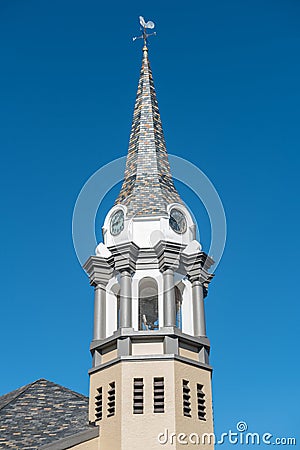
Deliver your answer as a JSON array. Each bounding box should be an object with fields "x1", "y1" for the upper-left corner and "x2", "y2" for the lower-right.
[
  {"x1": 163, "y1": 268, "x2": 176, "y2": 327},
  {"x1": 119, "y1": 270, "x2": 132, "y2": 328},
  {"x1": 93, "y1": 284, "x2": 106, "y2": 340},
  {"x1": 192, "y1": 279, "x2": 206, "y2": 337}
]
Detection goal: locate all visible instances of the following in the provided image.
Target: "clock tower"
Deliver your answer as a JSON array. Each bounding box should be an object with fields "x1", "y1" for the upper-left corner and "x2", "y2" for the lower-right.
[{"x1": 83, "y1": 26, "x2": 215, "y2": 450}]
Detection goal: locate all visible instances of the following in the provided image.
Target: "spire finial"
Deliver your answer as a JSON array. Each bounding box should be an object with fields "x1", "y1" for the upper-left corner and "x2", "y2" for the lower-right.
[{"x1": 133, "y1": 16, "x2": 156, "y2": 49}]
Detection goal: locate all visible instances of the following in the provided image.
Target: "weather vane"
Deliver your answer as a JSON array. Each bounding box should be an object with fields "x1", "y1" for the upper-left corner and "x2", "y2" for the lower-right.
[{"x1": 133, "y1": 16, "x2": 156, "y2": 46}]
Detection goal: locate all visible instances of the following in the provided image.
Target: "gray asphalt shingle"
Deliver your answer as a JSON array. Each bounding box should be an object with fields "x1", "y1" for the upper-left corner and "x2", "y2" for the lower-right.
[{"x1": 0, "y1": 379, "x2": 91, "y2": 449}]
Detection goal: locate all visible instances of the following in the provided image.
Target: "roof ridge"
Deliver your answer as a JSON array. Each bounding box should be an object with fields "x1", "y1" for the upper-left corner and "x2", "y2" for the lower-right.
[
  {"x1": 41, "y1": 379, "x2": 88, "y2": 400},
  {"x1": 0, "y1": 378, "x2": 88, "y2": 412},
  {"x1": 0, "y1": 379, "x2": 39, "y2": 411}
]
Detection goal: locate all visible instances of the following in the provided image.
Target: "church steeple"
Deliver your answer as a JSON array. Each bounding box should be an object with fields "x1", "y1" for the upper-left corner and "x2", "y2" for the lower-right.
[
  {"x1": 115, "y1": 44, "x2": 183, "y2": 217},
  {"x1": 83, "y1": 18, "x2": 215, "y2": 449}
]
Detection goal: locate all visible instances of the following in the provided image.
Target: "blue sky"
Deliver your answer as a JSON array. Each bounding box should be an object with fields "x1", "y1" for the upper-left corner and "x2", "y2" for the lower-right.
[{"x1": 1, "y1": 0, "x2": 300, "y2": 442}]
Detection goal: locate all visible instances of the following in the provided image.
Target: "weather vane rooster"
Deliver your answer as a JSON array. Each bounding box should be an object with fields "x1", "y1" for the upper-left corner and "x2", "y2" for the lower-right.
[{"x1": 133, "y1": 16, "x2": 156, "y2": 46}]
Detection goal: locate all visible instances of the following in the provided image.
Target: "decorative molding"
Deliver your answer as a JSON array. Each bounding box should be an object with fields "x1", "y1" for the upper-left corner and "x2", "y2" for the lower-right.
[
  {"x1": 181, "y1": 250, "x2": 214, "y2": 285},
  {"x1": 89, "y1": 353, "x2": 213, "y2": 374},
  {"x1": 90, "y1": 327, "x2": 210, "y2": 351},
  {"x1": 153, "y1": 239, "x2": 185, "y2": 271},
  {"x1": 135, "y1": 248, "x2": 159, "y2": 270},
  {"x1": 108, "y1": 242, "x2": 139, "y2": 273},
  {"x1": 89, "y1": 327, "x2": 210, "y2": 372},
  {"x1": 83, "y1": 255, "x2": 114, "y2": 286}
]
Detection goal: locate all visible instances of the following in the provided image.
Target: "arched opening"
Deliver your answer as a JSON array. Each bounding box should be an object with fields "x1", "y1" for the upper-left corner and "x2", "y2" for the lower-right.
[
  {"x1": 175, "y1": 285, "x2": 183, "y2": 330},
  {"x1": 138, "y1": 277, "x2": 159, "y2": 331}
]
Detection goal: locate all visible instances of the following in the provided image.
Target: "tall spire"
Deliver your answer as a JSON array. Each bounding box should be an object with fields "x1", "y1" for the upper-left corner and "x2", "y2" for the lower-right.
[{"x1": 115, "y1": 43, "x2": 184, "y2": 217}]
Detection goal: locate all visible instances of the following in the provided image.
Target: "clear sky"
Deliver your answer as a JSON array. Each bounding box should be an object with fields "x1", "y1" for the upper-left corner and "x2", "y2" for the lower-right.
[{"x1": 1, "y1": 0, "x2": 299, "y2": 442}]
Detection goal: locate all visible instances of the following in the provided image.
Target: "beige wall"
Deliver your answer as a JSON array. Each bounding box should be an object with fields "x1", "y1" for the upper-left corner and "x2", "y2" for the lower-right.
[
  {"x1": 131, "y1": 342, "x2": 164, "y2": 355},
  {"x1": 174, "y1": 361, "x2": 214, "y2": 449},
  {"x1": 120, "y1": 360, "x2": 176, "y2": 450},
  {"x1": 102, "y1": 349, "x2": 118, "y2": 364},
  {"x1": 89, "y1": 358, "x2": 214, "y2": 450},
  {"x1": 89, "y1": 363, "x2": 122, "y2": 450},
  {"x1": 178, "y1": 347, "x2": 199, "y2": 362}
]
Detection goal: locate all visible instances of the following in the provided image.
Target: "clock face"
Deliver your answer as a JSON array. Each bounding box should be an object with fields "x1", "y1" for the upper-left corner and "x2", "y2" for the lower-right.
[
  {"x1": 110, "y1": 210, "x2": 124, "y2": 236},
  {"x1": 169, "y1": 209, "x2": 187, "y2": 234}
]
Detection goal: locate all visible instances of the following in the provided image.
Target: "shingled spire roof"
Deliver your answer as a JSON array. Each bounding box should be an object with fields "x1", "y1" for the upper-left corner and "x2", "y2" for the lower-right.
[{"x1": 115, "y1": 44, "x2": 184, "y2": 217}]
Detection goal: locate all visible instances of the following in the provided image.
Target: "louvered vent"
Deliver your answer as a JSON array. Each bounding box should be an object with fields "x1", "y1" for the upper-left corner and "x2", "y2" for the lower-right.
[
  {"x1": 95, "y1": 387, "x2": 102, "y2": 422},
  {"x1": 182, "y1": 379, "x2": 191, "y2": 417},
  {"x1": 153, "y1": 377, "x2": 164, "y2": 413},
  {"x1": 133, "y1": 378, "x2": 144, "y2": 414},
  {"x1": 197, "y1": 383, "x2": 206, "y2": 420},
  {"x1": 107, "y1": 382, "x2": 116, "y2": 417}
]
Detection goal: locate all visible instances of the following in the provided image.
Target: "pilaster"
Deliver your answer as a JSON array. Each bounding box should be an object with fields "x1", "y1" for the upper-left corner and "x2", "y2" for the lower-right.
[
  {"x1": 181, "y1": 246, "x2": 214, "y2": 338},
  {"x1": 83, "y1": 255, "x2": 115, "y2": 342},
  {"x1": 108, "y1": 242, "x2": 139, "y2": 330}
]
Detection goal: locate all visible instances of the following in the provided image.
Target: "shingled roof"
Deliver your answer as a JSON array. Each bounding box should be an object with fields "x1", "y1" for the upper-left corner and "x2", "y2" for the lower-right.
[
  {"x1": 0, "y1": 379, "x2": 94, "y2": 449},
  {"x1": 115, "y1": 44, "x2": 184, "y2": 217}
]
